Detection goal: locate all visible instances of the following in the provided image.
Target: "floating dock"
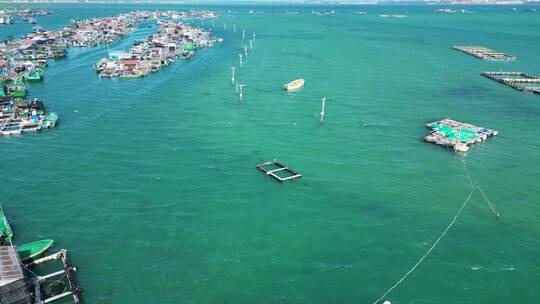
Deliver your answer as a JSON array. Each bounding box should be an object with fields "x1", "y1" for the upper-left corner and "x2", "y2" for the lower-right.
[
  {"x1": 256, "y1": 161, "x2": 302, "y2": 182},
  {"x1": 424, "y1": 119, "x2": 498, "y2": 152},
  {"x1": 453, "y1": 46, "x2": 517, "y2": 61},
  {"x1": 482, "y1": 71, "x2": 540, "y2": 94}
]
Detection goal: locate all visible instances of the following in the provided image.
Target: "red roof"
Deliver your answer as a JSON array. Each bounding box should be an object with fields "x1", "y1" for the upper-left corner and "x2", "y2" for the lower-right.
[{"x1": 122, "y1": 60, "x2": 138, "y2": 65}]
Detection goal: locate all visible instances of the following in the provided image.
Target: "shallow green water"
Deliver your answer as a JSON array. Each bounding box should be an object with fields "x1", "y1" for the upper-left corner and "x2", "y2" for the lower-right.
[{"x1": 1, "y1": 4, "x2": 540, "y2": 304}]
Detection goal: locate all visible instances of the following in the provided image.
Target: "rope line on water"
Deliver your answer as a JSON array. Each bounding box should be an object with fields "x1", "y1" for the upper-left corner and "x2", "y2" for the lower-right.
[
  {"x1": 371, "y1": 188, "x2": 475, "y2": 304},
  {"x1": 371, "y1": 160, "x2": 476, "y2": 304},
  {"x1": 476, "y1": 182, "x2": 500, "y2": 220}
]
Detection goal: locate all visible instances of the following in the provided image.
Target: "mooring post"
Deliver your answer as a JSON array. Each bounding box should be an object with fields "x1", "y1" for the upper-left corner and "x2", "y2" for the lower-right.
[
  {"x1": 236, "y1": 82, "x2": 239, "y2": 94},
  {"x1": 239, "y1": 84, "x2": 246, "y2": 103},
  {"x1": 223, "y1": 22, "x2": 227, "y2": 30},
  {"x1": 242, "y1": 29, "x2": 245, "y2": 39},
  {"x1": 212, "y1": 19, "x2": 215, "y2": 27},
  {"x1": 252, "y1": 33, "x2": 256, "y2": 43},
  {"x1": 233, "y1": 24, "x2": 236, "y2": 33},
  {"x1": 239, "y1": 54, "x2": 243, "y2": 68},
  {"x1": 231, "y1": 67, "x2": 236, "y2": 85},
  {"x1": 320, "y1": 97, "x2": 326, "y2": 124},
  {"x1": 249, "y1": 39, "x2": 253, "y2": 49},
  {"x1": 244, "y1": 46, "x2": 248, "y2": 58}
]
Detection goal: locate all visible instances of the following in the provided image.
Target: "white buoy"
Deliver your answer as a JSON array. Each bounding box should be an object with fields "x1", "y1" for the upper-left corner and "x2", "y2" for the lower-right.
[
  {"x1": 239, "y1": 84, "x2": 246, "y2": 103},
  {"x1": 230, "y1": 67, "x2": 236, "y2": 85},
  {"x1": 244, "y1": 46, "x2": 248, "y2": 58},
  {"x1": 239, "y1": 54, "x2": 243, "y2": 68},
  {"x1": 233, "y1": 24, "x2": 236, "y2": 33},
  {"x1": 249, "y1": 40, "x2": 253, "y2": 49},
  {"x1": 383, "y1": 301, "x2": 391, "y2": 304},
  {"x1": 242, "y1": 29, "x2": 245, "y2": 39},
  {"x1": 320, "y1": 97, "x2": 326, "y2": 124}
]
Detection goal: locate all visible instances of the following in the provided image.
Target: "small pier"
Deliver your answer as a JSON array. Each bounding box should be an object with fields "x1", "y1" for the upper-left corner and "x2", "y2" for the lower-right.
[
  {"x1": 453, "y1": 46, "x2": 517, "y2": 61},
  {"x1": 256, "y1": 161, "x2": 302, "y2": 182},
  {"x1": 424, "y1": 119, "x2": 498, "y2": 152},
  {"x1": 482, "y1": 71, "x2": 540, "y2": 94}
]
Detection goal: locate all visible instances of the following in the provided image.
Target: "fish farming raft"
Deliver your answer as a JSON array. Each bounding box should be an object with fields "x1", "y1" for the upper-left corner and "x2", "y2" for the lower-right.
[
  {"x1": 482, "y1": 71, "x2": 540, "y2": 94},
  {"x1": 424, "y1": 119, "x2": 498, "y2": 152},
  {"x1": 256, "y1": 161, "x2": 302, "y2": 182},
  {"x1": 453, "y1": 46, "x2": 517, "y2": 61}
]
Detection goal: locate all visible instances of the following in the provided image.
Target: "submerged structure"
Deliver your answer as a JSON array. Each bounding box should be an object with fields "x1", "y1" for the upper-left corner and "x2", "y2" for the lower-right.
[
  {"x1": 482, "y1": 71, "x2": 540, "y2": 94},
  {"x1": 453, "y1": 46, "x2": 517, "y2": 61},
  {"x1": 256, "y1": 161, "x2": 302, "y2": 182},
  {"x1": 424, "y1": 119, "x2": 498, "y2": 152}
]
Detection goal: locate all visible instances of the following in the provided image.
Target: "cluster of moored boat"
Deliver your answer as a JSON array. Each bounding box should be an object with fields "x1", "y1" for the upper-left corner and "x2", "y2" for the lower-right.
[
  {"x1": 0, "y1": 95, "x2": 58, "y2": 136},
  {"x1": 0, "y1": 8, "x2": 52, "y2": 26},
  {"x1": 95, "y1": 20, "x2": 220, "y2": 79}
]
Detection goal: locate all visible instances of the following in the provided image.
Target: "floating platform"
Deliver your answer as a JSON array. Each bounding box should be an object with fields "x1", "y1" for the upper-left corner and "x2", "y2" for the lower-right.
[
  {"x1": 256, "y1": 161, "x2": 302, "y2": 182},
  {"x1": 453, "y1": 46, "x2": 517, "y2": 61},
  {"x1": 27, "y1": 249, "x2": 83, "y2": 304},
  {"x1": 424, "y1": 119, "x2": 498, "y2": 152},
  {"x1": 482, "y1": 71, "x2": 540, "y2": 94}
]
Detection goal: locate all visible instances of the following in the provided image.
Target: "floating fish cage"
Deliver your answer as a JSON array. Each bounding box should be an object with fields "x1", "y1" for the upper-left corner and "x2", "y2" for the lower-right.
[
  {"x1": 482, "y1": 72, "x2": 540, "y2": 94},
  {"x1": 256, "y1": 161, "x2": 302, "y2": 182},
  {"x1": 424, "y1": 119, "x2": 498, "y2": 152},
  {"x1": 453, "y1": 46, "x2": 517, "y2": 61}
]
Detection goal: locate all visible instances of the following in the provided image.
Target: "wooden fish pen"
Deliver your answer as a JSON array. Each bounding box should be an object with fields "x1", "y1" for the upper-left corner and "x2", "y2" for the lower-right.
[
  {"x1": 482, "y1": 71, "x2": 540, "y2": 94},
  {"x1": 26, "y1": 249, "x2": 83, "y2": 304},
  {"x1": 256, "y1": 161, "x2": 302, "y2": 182},
  {"x1": 424, "y1": 119, "x2": 498, "y2": 152},
  {"x1": 453, "y1": 46, "x2": 517, "y2": 61}
]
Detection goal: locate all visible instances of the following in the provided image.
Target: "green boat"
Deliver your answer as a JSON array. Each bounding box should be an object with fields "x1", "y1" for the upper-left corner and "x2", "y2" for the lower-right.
[
  {"x1": 6, "y1": 82, "x2": 26, "y2": 98},
  {"x1": 0, "y1": 206, "x2": 14, "y2": 245},
  {"x1": 120, "y1": 72, "x2": 144, "y2": 80},
  {"x1": 27, "y1": 68, "x2": 43, "y2": 81},
  {"x1": 42, "y1": 112, "x2": 58, "y2": 128},
  {"x1": 17, "y1": 239, "x2": 54, "y2": 262}
]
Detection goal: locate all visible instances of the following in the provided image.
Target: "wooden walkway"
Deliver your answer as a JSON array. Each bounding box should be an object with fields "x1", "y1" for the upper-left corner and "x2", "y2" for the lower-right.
[
  {"x1": 453, "y1": 46, "x2": 516, "y2": 61},
  {"x1": 482, "y1": 71, "x2": 540, "y2": 94}
]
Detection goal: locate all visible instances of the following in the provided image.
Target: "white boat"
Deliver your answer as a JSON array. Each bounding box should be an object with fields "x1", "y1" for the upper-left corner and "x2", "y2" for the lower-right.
[{"x1": 284, "y1": 79, "x2": 305, "y2": 91}]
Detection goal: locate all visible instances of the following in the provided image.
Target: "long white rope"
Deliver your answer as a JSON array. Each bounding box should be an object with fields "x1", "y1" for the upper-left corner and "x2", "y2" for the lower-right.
[
  {"x1": 371, "y1": 188, "x2": 474, "y2": 304},
  {"x1": 371, "y1": 160, "x2": 476, "y2": 304}
]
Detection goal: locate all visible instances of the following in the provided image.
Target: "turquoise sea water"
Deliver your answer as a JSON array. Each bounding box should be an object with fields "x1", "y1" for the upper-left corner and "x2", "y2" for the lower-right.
[{"x1": 1, "y1": 4, "x2": 540, "y2": 303}]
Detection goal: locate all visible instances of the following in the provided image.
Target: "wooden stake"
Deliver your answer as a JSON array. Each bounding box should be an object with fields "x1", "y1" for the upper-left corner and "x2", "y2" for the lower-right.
[
  {"x1": 230, "y1": 67, "x2": 236, "y2": 85},
  {"x1": 320, "y1": 97, "x2": 326, "y2": 124}
]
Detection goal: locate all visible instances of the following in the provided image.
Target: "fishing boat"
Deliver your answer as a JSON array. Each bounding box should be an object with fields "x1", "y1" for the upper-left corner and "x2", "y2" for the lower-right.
[
  {"x1": 17, "y1": 239, "x2": 54, "y2": 262},
  {"x1": 42, "y1": 112, "x2": 58, "y2": 128},
  {"x1": 27, "y1": 68, "x2": 43, "y2": 81},
  {"x1": 6, "y1": 82, "x2": 26, "y2": 97},
  {"x1": 0, "y1": 206, "x2": 14, "y2": 245},
  {"x1": 120, "y1": 72, "x2": 144, "y2": 79},
  {"x1": 284, "y1": 79, "x2": 305, "y2": 91}
]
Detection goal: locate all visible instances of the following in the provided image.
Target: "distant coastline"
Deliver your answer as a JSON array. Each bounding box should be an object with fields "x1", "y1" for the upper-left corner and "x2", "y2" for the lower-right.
[{"x1": 1, "y1": 0, "x2": 540, "y2": 5}]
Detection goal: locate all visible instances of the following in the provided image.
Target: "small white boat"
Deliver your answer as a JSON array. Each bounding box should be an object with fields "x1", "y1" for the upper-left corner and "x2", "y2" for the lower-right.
[{"x1": 284, "y1": 79, "x2": 305, "y2": 91}]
